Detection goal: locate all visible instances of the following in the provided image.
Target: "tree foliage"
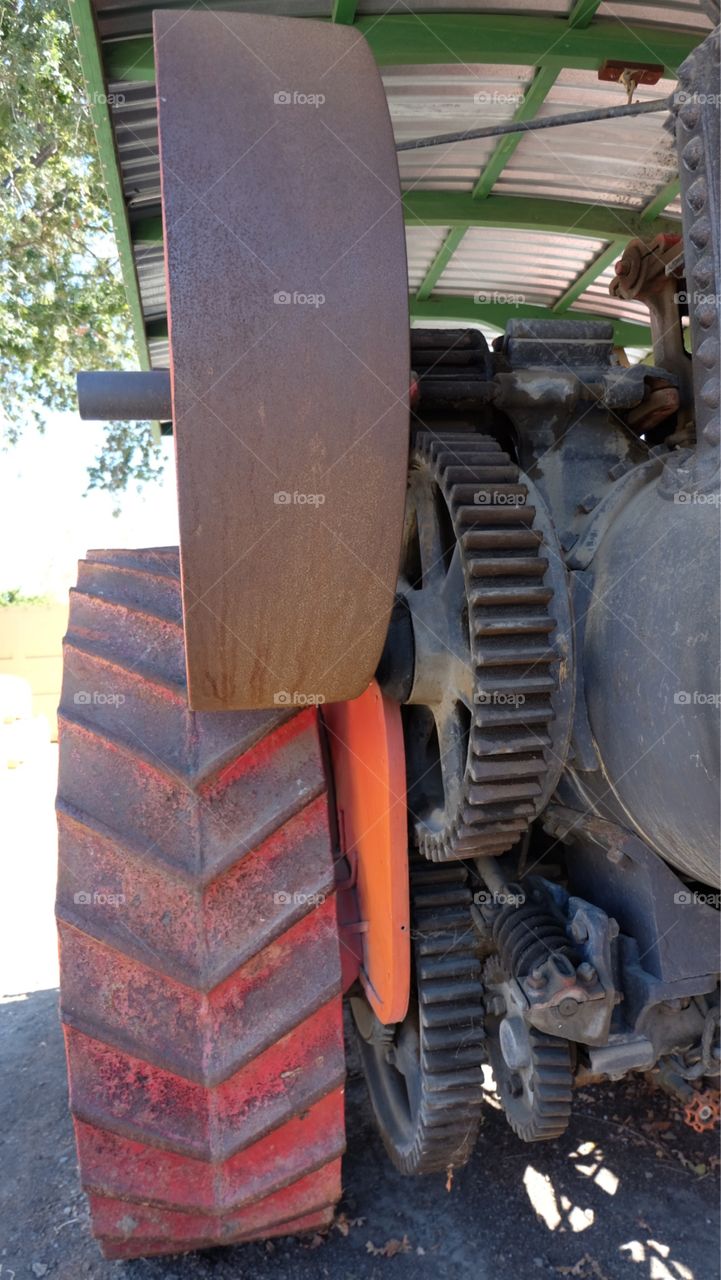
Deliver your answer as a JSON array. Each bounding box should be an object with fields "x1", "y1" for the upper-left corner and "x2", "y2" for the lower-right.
[{"x1": 0, "y1": 0, "x2": 161, "y2": 492}]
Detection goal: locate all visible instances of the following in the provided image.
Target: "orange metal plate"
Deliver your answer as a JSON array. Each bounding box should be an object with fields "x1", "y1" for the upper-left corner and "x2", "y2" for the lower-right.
[{"x1": 325, "y1": 682, "x2": 409, "y2": 1024}]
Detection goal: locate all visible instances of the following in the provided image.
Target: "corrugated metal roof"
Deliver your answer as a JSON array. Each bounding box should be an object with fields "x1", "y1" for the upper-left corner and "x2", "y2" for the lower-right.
[
  {"x1": 405, "y1": 226, "x2": 450, "y2": 290},
  {"x1": 85, "y1": 0, "x2": 704, "y2": 367},
  {"x1": 434, "y1": 227, "x2": 607, "y2": 306},
  {"x1": 95, "y1": 0, "x2": 329, "y2": 41},
  {"x1": 359, "y1": 0, "x2": 569, "y2": 14},
  {"x1": 497, "y1": 70, "x2": 679, "y2": 210},
  {"x1": 111, "y1": 85, "x2": 159, "y2": 208},
  {"x1": 595, "y1": 1, "x2": 713, "y2": 33},
  {"x1": 134, "y1": 243, "x2": 166, "y2": 316},
  {"x1": 385, "y1": 64, "x2": 533, "y2": 192}
]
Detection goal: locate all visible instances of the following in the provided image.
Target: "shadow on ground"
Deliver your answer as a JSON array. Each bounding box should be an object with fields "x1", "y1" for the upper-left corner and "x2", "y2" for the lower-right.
[{"x1": 0, "y1": 988, "x2": 718, "y2": 1280}]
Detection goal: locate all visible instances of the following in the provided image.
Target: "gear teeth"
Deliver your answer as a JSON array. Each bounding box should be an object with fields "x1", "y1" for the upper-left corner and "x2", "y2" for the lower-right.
[
  {"x1": 357, "y1": 859, "x2": 486, "y2": 1175},
  {"x1": 408, "y1": 433, "x2": 558, "y2": 863}
]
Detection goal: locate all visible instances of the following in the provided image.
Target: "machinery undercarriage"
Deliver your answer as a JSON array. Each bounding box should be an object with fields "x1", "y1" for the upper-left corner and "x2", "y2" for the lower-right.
[{"x1": 57, "y1": 11, "x2": 720, "y2": 1259}]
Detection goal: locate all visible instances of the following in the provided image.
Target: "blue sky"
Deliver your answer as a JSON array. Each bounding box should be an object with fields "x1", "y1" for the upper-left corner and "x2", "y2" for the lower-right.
[{"x1": 1, "y1": 413, "x2": 179, "y2": 598}]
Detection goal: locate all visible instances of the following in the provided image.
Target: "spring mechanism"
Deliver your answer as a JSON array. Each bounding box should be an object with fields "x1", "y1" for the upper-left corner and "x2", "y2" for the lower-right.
[{"x1": 492, "y1": 881, "x2": 576, "y2": 979}]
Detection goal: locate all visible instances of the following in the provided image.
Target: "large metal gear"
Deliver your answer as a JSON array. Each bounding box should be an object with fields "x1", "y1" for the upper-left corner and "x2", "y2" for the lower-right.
[
  {"x1": 399, "y1": 431, "x2": 559, "y2": 863},
  {"x1": 483, "y1": 955, "x2": 573, "y2": 1143},
  {"x1": 350, "y1": 860, "x2": 485, "y2": 1174}
]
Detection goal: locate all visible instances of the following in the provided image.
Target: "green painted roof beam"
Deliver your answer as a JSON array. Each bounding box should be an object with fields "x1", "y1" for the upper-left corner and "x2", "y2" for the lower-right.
[
  {"x1": 103, "y1": 17, "x2": 696, "y2": 84},
  {"x1": 403, "y1": 192, "x2": 679, "y2": 241},
  {"x1": 134, "y1": 195, "x2": 679, "y2": 247},
  {"x1": 568, "y1": 0, "x2": 603, "y2": 29},
  {"x1": 472, "y1": 65, "x2": 559, "y2": 201},
  {"x1": 332, "y1": 0, "x2": 357, "y2": 22},
  {"x1": 641, "y1": 176, "x2": 680, "y2": 222},
  {"x1": 410, "y1": 296, "x2": 650, "y2": 347},
  {"x1": 69, "y1": 0, "x2": 150, "y2": 368},
  {"x1": 552, "y1": 239, "x2": 625, "y2": 311},
  {"x1": 415, "y1": 228, "x2": 468, "y2": 303}
]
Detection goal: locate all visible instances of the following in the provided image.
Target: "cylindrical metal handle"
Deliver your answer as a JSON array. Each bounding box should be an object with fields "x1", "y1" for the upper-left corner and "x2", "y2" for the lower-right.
[{"x1": 76, "y1": 370, "x2": 172, "y2": 421}]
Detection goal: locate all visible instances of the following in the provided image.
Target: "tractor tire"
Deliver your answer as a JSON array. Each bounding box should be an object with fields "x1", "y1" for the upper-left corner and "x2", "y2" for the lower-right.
[{"x1": 55, "y1": 548, "x2": 345, "y2": 1259}]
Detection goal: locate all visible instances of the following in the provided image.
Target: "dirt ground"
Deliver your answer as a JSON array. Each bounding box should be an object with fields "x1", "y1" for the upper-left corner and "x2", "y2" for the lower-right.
[{"x1": 1, "y1": 745, "x2": 719, "y2": 1280}]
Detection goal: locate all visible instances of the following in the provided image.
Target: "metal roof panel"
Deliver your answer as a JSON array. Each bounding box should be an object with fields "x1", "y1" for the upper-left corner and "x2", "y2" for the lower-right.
[
  {"x1": 383, "y1": 64, "x2": 534, "y2": 191},
  {"x1": 434, "y1": 227, "x2": 606, "y2": 305}
]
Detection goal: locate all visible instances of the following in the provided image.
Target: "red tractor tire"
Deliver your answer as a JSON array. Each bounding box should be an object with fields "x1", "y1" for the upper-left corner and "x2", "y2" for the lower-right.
[{"x1": 55, "y1": 548, "x2": 345, "y2": 1258}]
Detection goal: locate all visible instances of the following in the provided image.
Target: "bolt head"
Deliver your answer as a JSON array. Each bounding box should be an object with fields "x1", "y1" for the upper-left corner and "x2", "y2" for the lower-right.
[
  {"x1": 577, "y1": 963, "x2": 597, "y2": 984},
  {"x1": 558, "y1": 997, "x2": 580, "y2": 1018}
]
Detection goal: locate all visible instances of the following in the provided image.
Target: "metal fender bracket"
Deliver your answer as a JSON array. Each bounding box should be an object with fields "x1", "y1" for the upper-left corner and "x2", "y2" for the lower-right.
[
  {"x1": 324, "y1": 681, "x2": 410, "y2": 1025},
  {"x1": 155, "y1": 11, "x2": 410, "y2": 710}
]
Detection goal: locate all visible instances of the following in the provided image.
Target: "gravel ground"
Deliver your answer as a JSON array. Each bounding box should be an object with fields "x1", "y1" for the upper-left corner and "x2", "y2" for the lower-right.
[{"x1": 1, "y1": 745, "x2": 719, "y2": 1280}]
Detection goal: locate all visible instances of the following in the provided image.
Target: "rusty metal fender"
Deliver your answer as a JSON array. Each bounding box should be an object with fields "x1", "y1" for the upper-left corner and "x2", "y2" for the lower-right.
[{"x1": 155, "y1": 11, "x2": 409, "y2": 710}]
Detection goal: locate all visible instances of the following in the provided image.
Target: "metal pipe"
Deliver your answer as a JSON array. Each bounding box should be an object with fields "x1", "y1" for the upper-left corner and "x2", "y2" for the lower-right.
[
  {"x1": 76, "y1": 370, "x2": 172, "y2": 421},
  {"x1": 397, "y1": 96, "x2": 671, "y2": 153}
]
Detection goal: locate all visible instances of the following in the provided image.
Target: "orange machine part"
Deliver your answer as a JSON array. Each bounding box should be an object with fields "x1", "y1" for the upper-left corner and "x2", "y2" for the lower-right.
[
  {"x1": 324, "y1": 681, "x2": 410, "y2": 1025},
  {"x1": 683, "y1": 1089, "x2": 721, "y2": 1134}
]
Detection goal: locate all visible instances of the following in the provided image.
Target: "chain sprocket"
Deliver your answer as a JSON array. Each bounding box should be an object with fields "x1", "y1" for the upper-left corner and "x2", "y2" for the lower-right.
[
  {"x1": 351, "y1": 859, "x2": 485, "y2": 1174},
  {"x1": 400, "y1": 431, "x2": 559, "y2": 862}
]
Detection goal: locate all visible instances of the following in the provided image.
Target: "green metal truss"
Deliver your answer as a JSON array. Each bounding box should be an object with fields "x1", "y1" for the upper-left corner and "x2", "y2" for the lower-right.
[
  {"x1": 103, "y1": 17, "x2": 697, "y2": 83},
  {"x1": 75, "y1": 4, "x2": 696, "y2": 362}
]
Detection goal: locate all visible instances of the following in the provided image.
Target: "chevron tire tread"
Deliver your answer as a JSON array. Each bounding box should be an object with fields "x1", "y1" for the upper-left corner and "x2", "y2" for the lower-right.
[{"x1": 55, "y1": 547, "x2": 345, "y2": 1259}]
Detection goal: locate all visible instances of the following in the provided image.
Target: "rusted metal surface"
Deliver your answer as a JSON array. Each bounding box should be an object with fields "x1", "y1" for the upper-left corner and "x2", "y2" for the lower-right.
[
  {"x1": 155, "y1": 12, "x2": 409, "y2": 711},
  {"x1": 56, "y1": 548, "x2": 346, "y2": 1257},
  {"x1": 610, "y1": 234, "x2": 693, "y2": 433}
]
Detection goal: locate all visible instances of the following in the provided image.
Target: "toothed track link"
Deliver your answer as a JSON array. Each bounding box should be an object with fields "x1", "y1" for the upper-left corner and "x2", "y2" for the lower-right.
[{"x1": 56, "y1": 547, "x2": 345, "y2": 1259}]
